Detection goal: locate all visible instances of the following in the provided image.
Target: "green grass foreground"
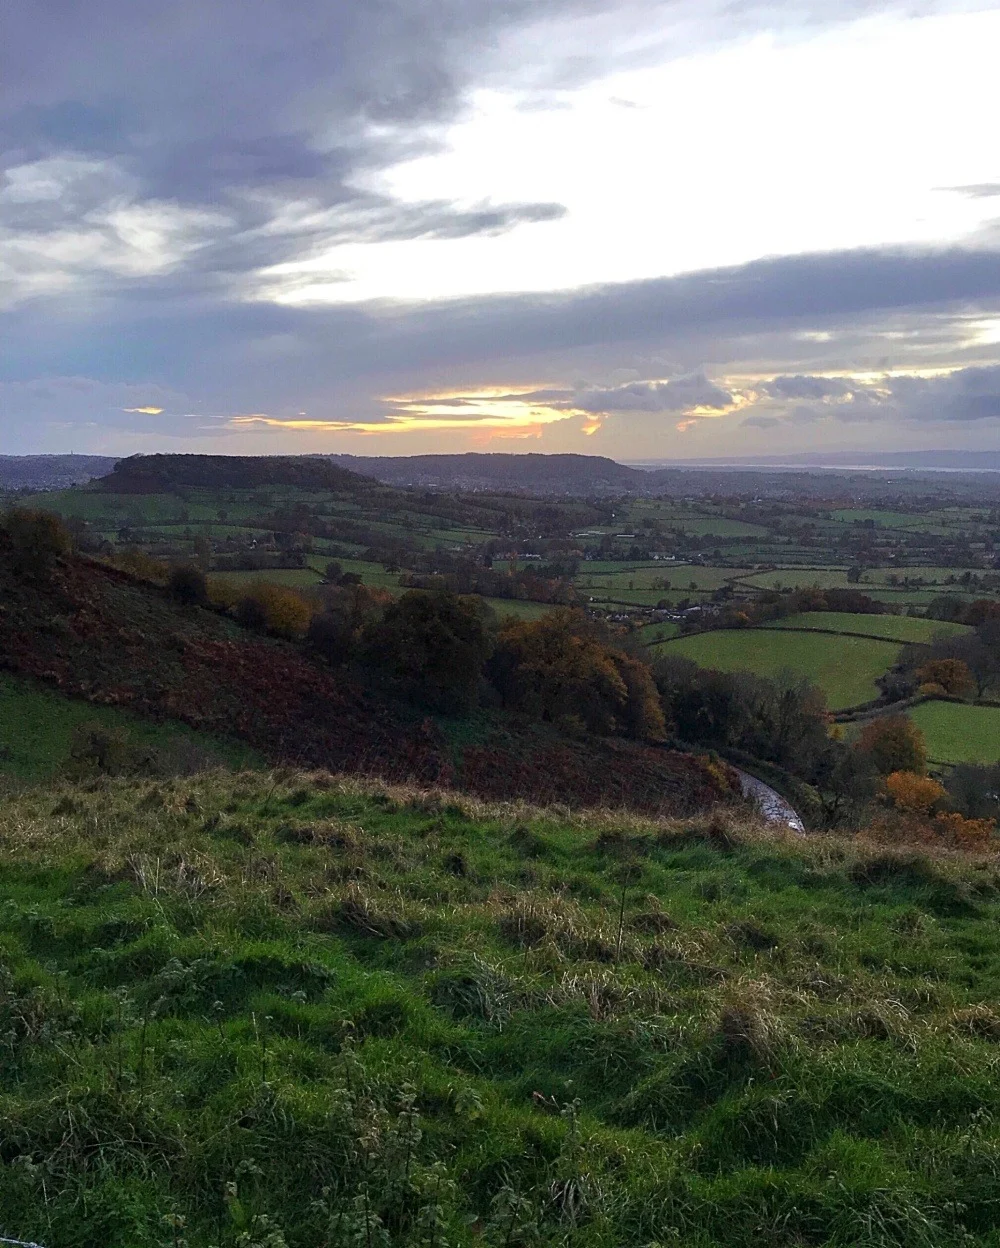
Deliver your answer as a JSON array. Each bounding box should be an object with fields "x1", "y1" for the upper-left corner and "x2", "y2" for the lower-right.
[{"x1": 5, "y1": 773, "x2": 1000, "y2": 1245}]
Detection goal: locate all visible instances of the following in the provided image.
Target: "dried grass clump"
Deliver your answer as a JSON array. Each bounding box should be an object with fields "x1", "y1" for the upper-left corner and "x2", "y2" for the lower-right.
[
  {"x1": 950, "y1": 1004, "x2": 1000, "y2": 1041},
  {"x1": 719, "y1": 982, "x2": 790, "y2": 1066}
]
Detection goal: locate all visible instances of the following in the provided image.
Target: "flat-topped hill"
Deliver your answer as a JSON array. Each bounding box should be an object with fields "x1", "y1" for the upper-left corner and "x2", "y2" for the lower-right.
[{"x1": 99, "y1": 453, "x2": 375, "y2": 494}]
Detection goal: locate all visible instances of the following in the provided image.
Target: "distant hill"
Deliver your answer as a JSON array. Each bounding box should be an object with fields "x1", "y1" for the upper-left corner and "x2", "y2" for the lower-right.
[
  {"x1": 100, "y1": 453, "x2": 375, "y2": 493},
  {"x1": 0, "y1": 455, "x2": 118, "y2": 491},
  {"x1": 330, "y1": 452, "x2": 644, "y2": 493}
]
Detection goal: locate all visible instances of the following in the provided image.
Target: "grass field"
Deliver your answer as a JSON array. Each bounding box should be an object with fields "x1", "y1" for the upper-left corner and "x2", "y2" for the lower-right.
[
  {"x1": 7, "y1": 770, "x2": 1000, "y2": 1246},
  {"x1": 636, "y1": 620, "x2": 681, "y2": 645},
  {"x1": 909, "y1": 700, "x2": 1000, "y2": 765},
  {"x1": 576, "y1": 566, "x2": 748, "y2": 592},
  {"x1": 208, "y1": 568, "x2": 325, "y2": 590},
  {"x1": 660, "y1": 629, "x2": 901, "y2": 708},
  {"x1": 770, "y1": 612, "x2": 973, "y2": 644},
  {"x1": 0, "y1": 673, "x2": 262, "y2": 783}
]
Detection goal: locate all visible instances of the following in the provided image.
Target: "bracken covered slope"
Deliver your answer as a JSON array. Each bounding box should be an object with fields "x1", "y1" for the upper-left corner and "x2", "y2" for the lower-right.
[{"x1": 0, "y1": 540, "x2": 735, "y2": 814}]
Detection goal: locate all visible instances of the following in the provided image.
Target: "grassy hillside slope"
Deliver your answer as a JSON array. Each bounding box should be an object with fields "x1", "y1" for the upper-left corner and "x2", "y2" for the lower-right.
[
  {"x1": 0, "y1": 672, "x2": 262, "y2": 783},
  {"x1": 4, "y1": 770, "x2": 1000, "y2": 1246}
]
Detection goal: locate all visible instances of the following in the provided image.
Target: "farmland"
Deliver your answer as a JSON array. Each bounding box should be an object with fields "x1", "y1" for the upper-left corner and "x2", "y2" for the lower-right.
[
  {"x1": 769, "y1": 612, "x2": 973, "y2": 644},
  {"x1": 659, "y1": 629, "x2": 901, "y2": 708},
  {"x1": 909, "y1": 700, "x2": 1000, "y2": 765}
]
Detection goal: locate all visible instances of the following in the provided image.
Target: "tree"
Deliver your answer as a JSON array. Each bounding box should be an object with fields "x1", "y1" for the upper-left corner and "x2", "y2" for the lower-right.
[
  {"x1": 237, "y1": 582, "x2": 314, "y2": 639},
  {"x1": 915, "y1": 658, "x2": 975, "y2": 699},
  {"x1": 884, "y1": 770, "x2": 946, "y2": 815},
  {"x1": 488, "y1": 610, "x2": 666, "y2": 740},
  {"x1": 361, "y1": 590, "x2": 493, "y2": 714},
  {"x1": 306, "y1": 609, "x2": 355, "y2": 666},
  {"x1": 855, "y1": 714, "x2": 927, "y2": 776},
  {"x1": 168, "y1": 563, "x2": 209, "y2": 607}
]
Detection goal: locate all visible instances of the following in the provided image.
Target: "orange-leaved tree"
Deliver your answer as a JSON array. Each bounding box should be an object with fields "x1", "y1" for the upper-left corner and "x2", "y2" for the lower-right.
[
  {"x1": 884, "y1": 770, "x2": 946, "y2": 816},
  {"x1": 856, "y1": 714, "x2": 927, "y2": 776},
  {"x1": 915, "y1": 658, "x2": 976, "y2": 699}
]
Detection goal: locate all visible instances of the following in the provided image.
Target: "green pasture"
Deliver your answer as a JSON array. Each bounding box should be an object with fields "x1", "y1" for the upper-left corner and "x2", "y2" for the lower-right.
[
  {"x1": 576, "y1": 566, "x2": 749, "y2": 591},
  {"x1": 659, "y1": 628, "x2": 901, "y2": 708},
  {"x1": 769, "y1": 612, "x2": 973, "y2": 644},
  {"x1": 909, "y1": 700, "x2": 1000, "y2": 766},
  {"x1": 208, "y1": 568, "x2": 324, "y2": 590},
  {"x1": 635, "y1": 620, "x2": 681, "y2": 645}
]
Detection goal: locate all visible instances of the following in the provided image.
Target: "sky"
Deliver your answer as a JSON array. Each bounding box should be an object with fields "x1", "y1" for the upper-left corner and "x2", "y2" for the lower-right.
[{"x1": 4, "y1": 0, "x2": 1000, "y2": 460}]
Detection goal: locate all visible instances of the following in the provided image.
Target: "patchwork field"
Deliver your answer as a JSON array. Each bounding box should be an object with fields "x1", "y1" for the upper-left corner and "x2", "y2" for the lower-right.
[
  {"x1": 660, "y1": 629, "x2": 901, "y2": 708},
  {"x1": 909, "y1": 700, "x2": 1000, "y2": 766}
]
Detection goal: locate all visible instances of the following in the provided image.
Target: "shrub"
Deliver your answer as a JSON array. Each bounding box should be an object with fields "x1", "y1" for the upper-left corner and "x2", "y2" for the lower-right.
[
  {"x1": 2, "y1": 508, "x2": 72, "y2": 575},
  {"x1": 884, "y1": 770, "x2": 946, "y2": 816}
]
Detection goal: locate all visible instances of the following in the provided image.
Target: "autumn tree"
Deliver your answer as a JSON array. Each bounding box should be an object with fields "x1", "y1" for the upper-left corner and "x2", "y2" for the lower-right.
[
  {"x1": 884, "y1": 770, "x2": 946, "y2": 815},
  {"x1": 489, "y1": 610, "x2": 666, "y2": 740},
  {"x1": 236, "y1": 582, "x2": 314, "y2": 639},
  {"x1": 855, "y1": 714, "x2": 927, "y2": 776},
  {"x1": 915, "y1": 657, "x2": 975, "y2": 699}
]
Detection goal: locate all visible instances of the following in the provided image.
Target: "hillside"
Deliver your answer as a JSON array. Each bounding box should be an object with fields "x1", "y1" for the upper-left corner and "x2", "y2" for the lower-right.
[
  {"x1": 0, "y1": 535, "x2": 734, "y2": 815},
  {"x1": 101, "y1": 454, "x2": 374, "y2": 494},
  {"x1": 5, "y1": 768, "x2": 1000, "y2": 1247},
  {"x1": 330, "y1": 452, "x2": 644, "y2": 493}
]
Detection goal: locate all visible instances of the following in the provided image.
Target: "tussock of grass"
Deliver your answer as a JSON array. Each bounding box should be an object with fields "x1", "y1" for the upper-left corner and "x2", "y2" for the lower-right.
[{"x1": 4, "y1": 769, "x2": 1000, "y2": 1245}]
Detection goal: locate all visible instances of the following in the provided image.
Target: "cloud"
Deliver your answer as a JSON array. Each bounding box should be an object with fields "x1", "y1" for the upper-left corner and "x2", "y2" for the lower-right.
[
  {"x1": 947, "y1": 183, "x2": 1000, "y2": 199},
  {"x1": 762, "y1": 374, "x2": 854, "y2": 400},
  {"x1": 565, "y1": 374, "x2": 736, "y2": 413}
]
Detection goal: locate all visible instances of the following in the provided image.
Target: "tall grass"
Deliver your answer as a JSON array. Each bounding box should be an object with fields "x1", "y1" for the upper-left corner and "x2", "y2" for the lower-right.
[{"x1": 2, "y1": 770, "x2": 1000, "y2": 1245}]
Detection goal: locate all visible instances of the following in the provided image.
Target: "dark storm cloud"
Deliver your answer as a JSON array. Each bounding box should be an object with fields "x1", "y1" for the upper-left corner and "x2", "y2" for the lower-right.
[
  {"x1": 496, "y1": 374, "x2": 736, "y2": 413},
  {"x1": 4, "y1": 244, "x2": 1000, "y2": 408}
]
